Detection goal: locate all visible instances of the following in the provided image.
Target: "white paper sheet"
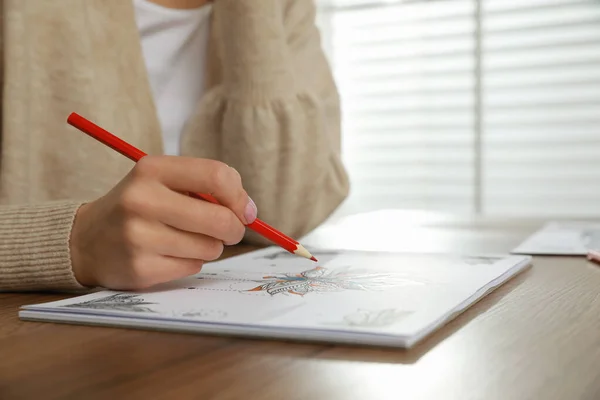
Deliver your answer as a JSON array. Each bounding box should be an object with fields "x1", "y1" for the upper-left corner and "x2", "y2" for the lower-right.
[
  {"x1": 512, "y1": 221, "x2": 600, "y2": 256},
  {"x1": 20, "y1": 247, "x2": 531, "y2": 348}
]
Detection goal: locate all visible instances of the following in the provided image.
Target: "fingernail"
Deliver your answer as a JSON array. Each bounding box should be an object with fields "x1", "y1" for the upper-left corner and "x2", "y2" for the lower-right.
[{"x1": 244, "y1": 197, "x2": 257, "y2": 224}]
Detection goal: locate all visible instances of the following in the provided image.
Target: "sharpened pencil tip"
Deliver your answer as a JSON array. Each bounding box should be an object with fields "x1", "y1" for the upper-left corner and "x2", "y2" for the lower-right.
[
  {"x1": 294, "y1": 244, "x2": 314, "y2": 260},
  {"x1": 310, "y1": 256, "x2": 318, "y2": 262}
]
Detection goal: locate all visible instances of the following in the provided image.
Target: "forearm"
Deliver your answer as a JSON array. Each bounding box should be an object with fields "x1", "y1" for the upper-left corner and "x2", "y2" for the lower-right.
[{"x1": 0, "y1": 201, "x2": 86, "y2": 292}]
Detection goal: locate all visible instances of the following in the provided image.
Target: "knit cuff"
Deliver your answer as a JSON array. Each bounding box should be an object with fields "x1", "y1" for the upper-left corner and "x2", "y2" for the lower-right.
[
  {"x1": 215, "y1": 0, "x2": 295, "y2": 99},
  {"x1": 0, "y1": 201, "x2": 87, "y2": 292}
]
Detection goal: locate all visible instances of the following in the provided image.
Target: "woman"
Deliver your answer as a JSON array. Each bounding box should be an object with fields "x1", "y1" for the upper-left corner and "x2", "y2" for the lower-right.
[{"x1": 0, "y1": 0, "x2": 349, "y2": 291}]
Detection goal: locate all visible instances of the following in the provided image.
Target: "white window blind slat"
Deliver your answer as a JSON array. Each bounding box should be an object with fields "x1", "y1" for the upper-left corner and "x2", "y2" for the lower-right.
[
  {"x1": 483, "y1": 0, "x2": 590, "y2": 12},
  {"x1": 485, "y1": 24, "x2": 600, "y2": 50},
  {"x1": 338, "y1": 58, "x2": 473, "y2": 80},
  {"x1": 342, "y1": 21, "x2": 474, "y2": 47},
  {"x1": 344, "y1": 75, "x2": 474, "y2": 97},
  {"x1": 485, "y1": 69, "x2": 600, "y2": 89}
]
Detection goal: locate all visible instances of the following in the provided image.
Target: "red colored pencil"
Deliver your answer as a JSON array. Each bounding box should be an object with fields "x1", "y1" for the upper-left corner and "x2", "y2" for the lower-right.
[{"x1": 67, "y1": 112, "x2": 317, "y2": 262}]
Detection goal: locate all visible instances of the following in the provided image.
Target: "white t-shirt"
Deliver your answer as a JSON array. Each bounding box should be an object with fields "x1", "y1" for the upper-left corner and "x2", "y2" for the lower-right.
[{"x1": 133, "y1": 0, "x2": 212, "y2": 156}]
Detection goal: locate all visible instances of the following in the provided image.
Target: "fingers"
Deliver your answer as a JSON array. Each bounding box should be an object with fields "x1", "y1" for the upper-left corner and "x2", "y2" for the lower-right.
[
  {"x1": 153, "y1": 256, "x2": 205, "y2": 282},
  {"x1": 127, "y1": 184, "x2": 246, "y2": 245},
  {"x1": 134, "y1": 156, "x2": 257, "y2": 224},
  {"x1": 143, "y1": 220, "x2": 231, "y2": 260},
  {"x1": 131, "y1": 255, "x2": 205, "y2": 290},
  {"x1": 113, "y1": 218, "x2": 218, "y2": 290}
]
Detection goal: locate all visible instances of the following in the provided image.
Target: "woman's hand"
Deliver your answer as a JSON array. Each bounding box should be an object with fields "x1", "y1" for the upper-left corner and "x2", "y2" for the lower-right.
[{"x1": 69, "y1": 156, "x2": 257, "y2": 290}]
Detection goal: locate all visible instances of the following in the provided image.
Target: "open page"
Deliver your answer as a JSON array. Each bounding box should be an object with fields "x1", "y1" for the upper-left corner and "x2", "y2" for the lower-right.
[{"x1": 20, "y1": 247, "x2": 531, "y2": 348}]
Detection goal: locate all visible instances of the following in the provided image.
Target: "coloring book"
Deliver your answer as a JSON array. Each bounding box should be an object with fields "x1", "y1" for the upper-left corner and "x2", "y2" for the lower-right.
[{"x1": 20, "y1": 247, "x2": 531, "y2": 348}]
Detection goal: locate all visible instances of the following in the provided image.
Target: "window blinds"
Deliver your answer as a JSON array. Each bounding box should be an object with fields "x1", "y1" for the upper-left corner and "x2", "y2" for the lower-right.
[
  {"x1": 482, "y1": 0, "x2": 600, "y2": 216},
  {"x1": 317, "y1": 0, "x2": 600, "y2": 217}
]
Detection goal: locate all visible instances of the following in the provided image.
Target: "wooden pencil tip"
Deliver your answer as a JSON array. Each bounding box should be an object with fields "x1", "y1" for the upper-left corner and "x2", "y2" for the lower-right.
[
  {"x1": 294, "y1": 244, "x2": 314, "y2": 260},
  {"x1": 310, "y1": 256, "x2": 318, "y2": 262}
]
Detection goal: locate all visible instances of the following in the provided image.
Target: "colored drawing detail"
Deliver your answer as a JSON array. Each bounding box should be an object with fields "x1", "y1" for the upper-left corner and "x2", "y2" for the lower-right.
[{"x1": 247, "y1": 266, "x2": 419, "y2": 296}]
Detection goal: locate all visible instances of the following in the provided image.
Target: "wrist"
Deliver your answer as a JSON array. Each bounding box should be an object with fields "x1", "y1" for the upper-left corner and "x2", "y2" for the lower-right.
[{"x1": 70, "y1": 203, "x2": 96, "y2": 287}]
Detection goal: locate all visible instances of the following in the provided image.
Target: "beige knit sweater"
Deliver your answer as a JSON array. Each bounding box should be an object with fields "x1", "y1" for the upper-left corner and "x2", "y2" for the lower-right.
[{"x1": 0, "y1": 0, "x2": 349, "y2": 292}]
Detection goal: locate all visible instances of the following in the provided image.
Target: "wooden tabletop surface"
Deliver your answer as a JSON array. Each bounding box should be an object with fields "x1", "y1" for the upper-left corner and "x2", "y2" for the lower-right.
[{"x1": 2, "y1": 210, "x2": 600, "y2": 400}]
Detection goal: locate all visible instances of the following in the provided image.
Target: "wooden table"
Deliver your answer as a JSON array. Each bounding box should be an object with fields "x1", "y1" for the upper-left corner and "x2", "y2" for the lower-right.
[{"x1": 2, "y1": 210, "x2": 600, "y2": 400}]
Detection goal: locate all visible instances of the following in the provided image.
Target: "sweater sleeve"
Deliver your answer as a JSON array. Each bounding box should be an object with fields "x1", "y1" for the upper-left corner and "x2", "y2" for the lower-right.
[
  {"x1": 0, "y1": 201, "x2": 86, "y2": 291},
  {"x1": 202, "y1": 0, "x2": 350, "y2": 243}
]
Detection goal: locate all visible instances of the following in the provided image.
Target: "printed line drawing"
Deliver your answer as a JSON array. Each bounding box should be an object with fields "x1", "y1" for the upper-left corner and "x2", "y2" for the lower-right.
[
  {"x1": 246, "y1": 266, "x2": 422, "y2": 296},
  {"x1": 193, "y1": 273, "x2": 260, "y2": 293},
  {"x1": 336, "y1": 309, "x2": 412, "y2": 328},
  {"x1": 61, "y1": 293, "x2": 157, "y2": 313}
]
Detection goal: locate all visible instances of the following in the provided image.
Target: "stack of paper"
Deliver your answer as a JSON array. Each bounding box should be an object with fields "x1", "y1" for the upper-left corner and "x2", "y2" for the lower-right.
[
  {"x1": 512, "y1": 221, "x2": 600, "y2": 256},
  {"x1": 20, "y1": 247, "x2": 531, "y2": 348}
]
